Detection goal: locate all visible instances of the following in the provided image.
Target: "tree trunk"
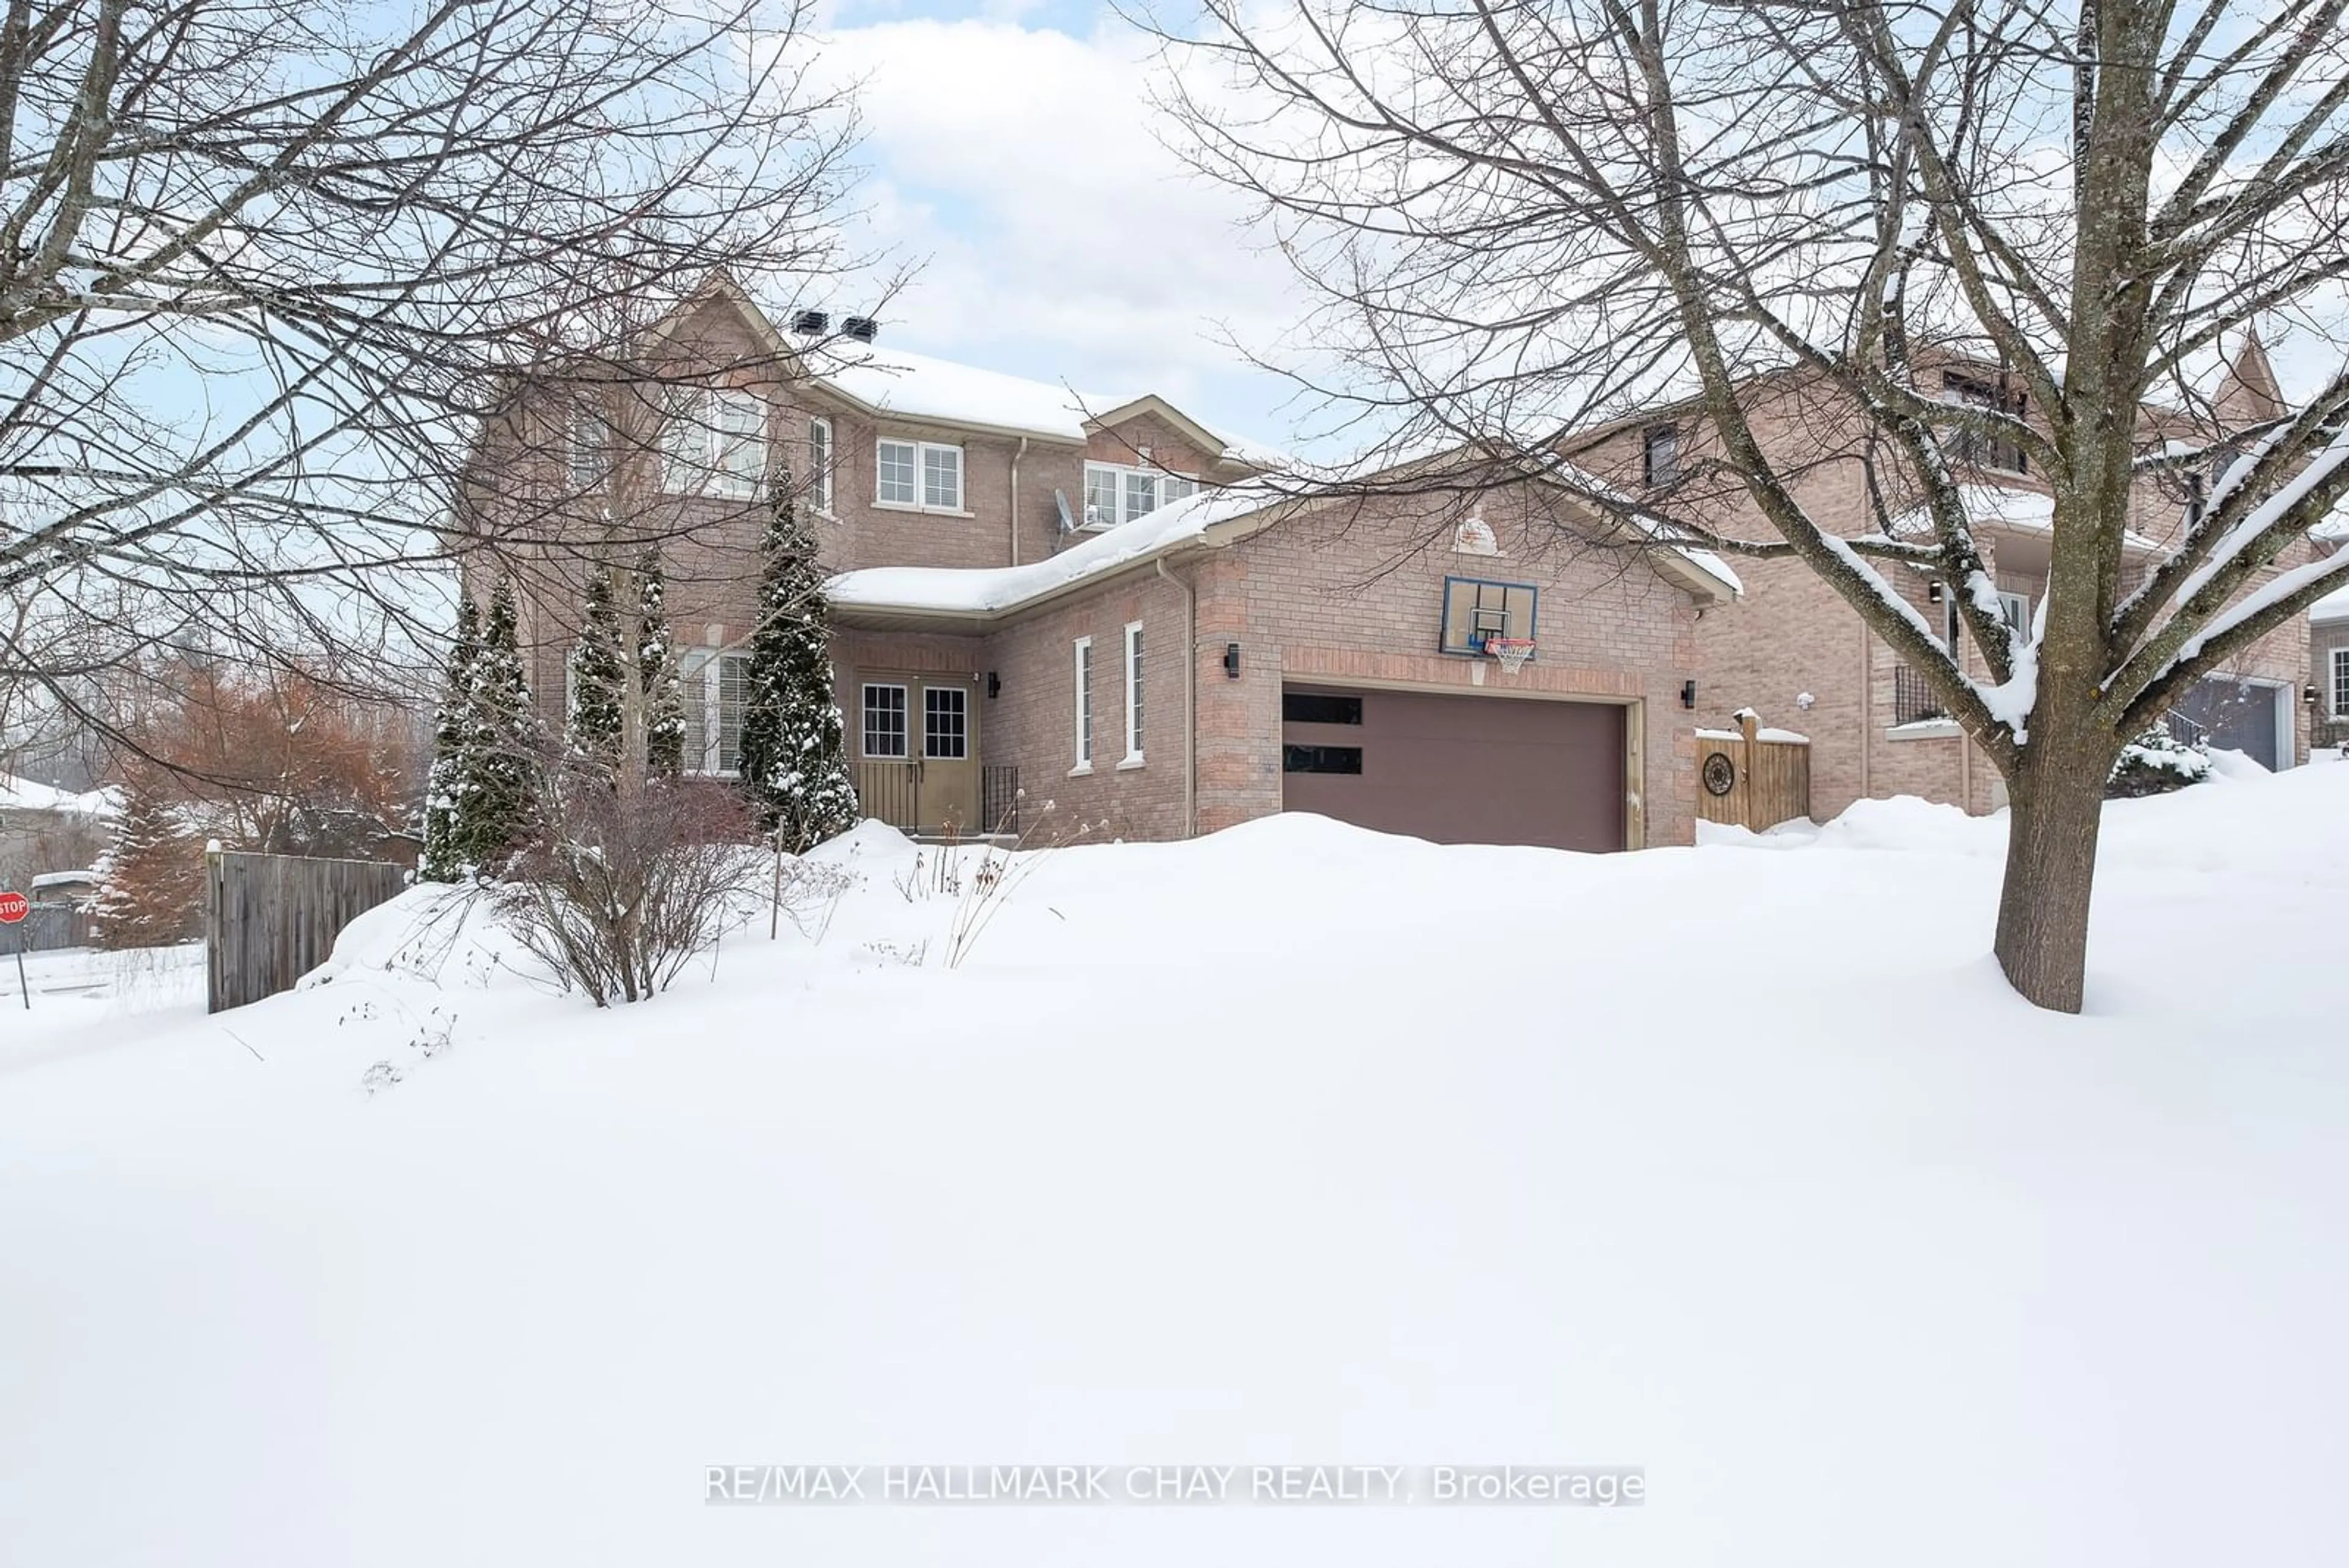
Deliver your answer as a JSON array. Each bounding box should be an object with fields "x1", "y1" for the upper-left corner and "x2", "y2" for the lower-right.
[{"x1": 1991, "y1": 748, "x2": 2109, "y2": 1013}]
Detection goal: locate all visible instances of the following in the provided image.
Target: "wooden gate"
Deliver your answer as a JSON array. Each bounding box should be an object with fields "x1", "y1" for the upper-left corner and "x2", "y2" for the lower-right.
[
  {"x1": 204, "y1": 850, "x2": 407, "y2": 1013},
  {"x1": 1695, "y1": 712, "x2": 1811, "y2": 831}
]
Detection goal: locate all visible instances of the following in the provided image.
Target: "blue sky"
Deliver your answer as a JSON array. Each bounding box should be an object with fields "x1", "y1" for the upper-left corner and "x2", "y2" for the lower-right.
[{"x1": 804, "y1": 1, "x2": 1315, "y2": 455}]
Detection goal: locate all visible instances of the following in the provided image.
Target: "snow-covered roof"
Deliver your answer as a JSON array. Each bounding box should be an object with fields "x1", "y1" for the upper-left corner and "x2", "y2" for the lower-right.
[
  {"x1": 829, "y1": 458, "x2": 1742, "y2": 623},
  {"x1": 0, "y1": 774, "x2": 117, "y2": 817},
  {"x1": 811, "y1": 344, "x2": 1096, "y2": 444},
  {"x1": 829, "y1": 485, "x2": 1275, "y2": 619},
  {"x1": 1889, "y1": 483, "x2": 2161, "y2": 551},
  {"x1": 29, "y1": 869, "x2": 95, "y2": 889},
  {"x1": 800, "y1": 343, "x2": 1284, "y2": 469},
  {"x1": 2313, "y1": 582, "x2": 2349, "y2": 626}
]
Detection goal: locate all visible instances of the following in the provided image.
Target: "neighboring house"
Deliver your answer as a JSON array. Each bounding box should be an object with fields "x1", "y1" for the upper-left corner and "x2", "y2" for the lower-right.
[
  {"x1": 1567, "y1": 338, "x2": 2318, "y2": 819},
  {"x1": 2313, "y1": 585, "x2": 2349, "y2": 754},
  {"x1": 467, "y1": 279, "x2": 1738, "y2": 851},
  {"x1": 0, "y1": 773, "x2": 118, "y2": 894}
]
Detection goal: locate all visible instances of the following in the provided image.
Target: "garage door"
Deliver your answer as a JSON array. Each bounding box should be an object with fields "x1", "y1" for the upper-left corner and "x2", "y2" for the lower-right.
[
  {"x1": 2173, "y1": 675, "x2": 2281, "y2": 768},
  {"x1": 1280, "y1": 686, "x2": 1627, "y2": 852}
]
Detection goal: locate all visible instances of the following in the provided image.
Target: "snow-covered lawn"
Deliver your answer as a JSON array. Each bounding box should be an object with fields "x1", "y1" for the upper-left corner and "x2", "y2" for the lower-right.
[
  {"x1": 4, "y1": 769, "x2": 2346, "y2": 1566},
  {"x1": 0, "y1": 942, "x2": 204, "y2": 1065}
]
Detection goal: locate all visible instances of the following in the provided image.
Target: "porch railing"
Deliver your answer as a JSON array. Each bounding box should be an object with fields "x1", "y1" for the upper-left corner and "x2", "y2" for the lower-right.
[
  {"x1": 1892, "y1": 664, "x2": 1949, "y2": 726},
  {"x1": 981, "y1": 765, "x2": 1019, "y2": 837},
  {"x1": 852, "y1": 760, "x2": 919, "y2": 833},
  {"x1": 851, "y1": 761, "x2": 1020, "y2": 838},
  {"x1": 2162, "y1": 708, "x2": 2208, "y2": 747}
]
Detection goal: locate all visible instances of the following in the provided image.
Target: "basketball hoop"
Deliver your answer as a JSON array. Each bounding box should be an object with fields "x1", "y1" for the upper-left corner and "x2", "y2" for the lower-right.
[{"x1": 1483, "y1": 637, "x2": 1536, "y2": 674}]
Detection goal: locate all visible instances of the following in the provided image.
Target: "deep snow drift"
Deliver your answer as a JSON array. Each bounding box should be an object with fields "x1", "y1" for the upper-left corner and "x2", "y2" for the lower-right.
[{"x1": 3, "y1": 767, "x2": 2346, "y2": 1566}]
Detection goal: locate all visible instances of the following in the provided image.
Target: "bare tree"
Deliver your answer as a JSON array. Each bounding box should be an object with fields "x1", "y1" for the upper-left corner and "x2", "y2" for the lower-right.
[
  {"x1": 1152, "y1": 0, "x2": 2349, "y2": 1010},
  {"x1": 0, "y1": 0, "x2": 866, "y2": 777}
]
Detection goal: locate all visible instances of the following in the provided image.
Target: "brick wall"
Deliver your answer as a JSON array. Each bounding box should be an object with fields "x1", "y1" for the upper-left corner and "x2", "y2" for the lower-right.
[
  {"x1": 1085, "y1": 411, "x2": 1222, "y2": 479},
  {"x1": 2313, "y1": 619, "x2": 2349, "y2": 751},
  {"x1": 948, "y1": 485, "x2": 1711, "y2": 849},
  {"x1": 1570, "y1": 362, "x2": 2320, "y2": 818},
  {"x1": 974, "y1": 574, "x2": 1195, "y2": 842}
]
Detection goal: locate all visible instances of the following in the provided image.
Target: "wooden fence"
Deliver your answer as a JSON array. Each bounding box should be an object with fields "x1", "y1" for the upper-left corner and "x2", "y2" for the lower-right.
[
  {"x1": 1694, "y1": 712, "x2": 1812, "y2": 832},
  {"x1": 205, "y1": 850, "x2": 407, "y2": 1013},
  {"x1": 10, "y1": 904, "x2": 94, "y2": 954}
]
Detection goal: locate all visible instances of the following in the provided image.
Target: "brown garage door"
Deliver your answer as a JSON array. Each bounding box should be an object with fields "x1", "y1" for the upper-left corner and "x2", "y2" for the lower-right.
[{"x1": 1280, "y1": 686, "x2": 1627, "y2": 852}]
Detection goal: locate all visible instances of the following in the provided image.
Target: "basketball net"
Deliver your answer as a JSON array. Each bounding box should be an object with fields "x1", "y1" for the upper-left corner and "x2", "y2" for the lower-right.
[{"x1": 1485, "y1": 637, "x2": 1536, "y2": 674}]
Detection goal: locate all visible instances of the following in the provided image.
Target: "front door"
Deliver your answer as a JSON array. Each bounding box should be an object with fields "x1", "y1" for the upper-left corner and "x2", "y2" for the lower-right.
[{"x1": 856, "y1": 675, "x2": 982, "y2": 835}]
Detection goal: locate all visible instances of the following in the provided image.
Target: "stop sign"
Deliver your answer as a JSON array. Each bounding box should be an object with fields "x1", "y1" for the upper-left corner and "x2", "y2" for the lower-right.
[{"x1": 0, "y1": 892, "x2": 28, "y2": 924}]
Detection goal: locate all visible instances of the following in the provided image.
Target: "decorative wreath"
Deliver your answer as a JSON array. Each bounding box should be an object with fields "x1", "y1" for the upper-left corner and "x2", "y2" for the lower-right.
[{"x1": 1701, "y1": 752, "x2": 1738, "y2": 797}]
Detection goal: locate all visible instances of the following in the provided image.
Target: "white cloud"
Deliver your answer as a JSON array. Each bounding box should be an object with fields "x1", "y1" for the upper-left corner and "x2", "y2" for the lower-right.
[{"x1": 806, "y1": 16, "x2": 1309, "y2": 447}]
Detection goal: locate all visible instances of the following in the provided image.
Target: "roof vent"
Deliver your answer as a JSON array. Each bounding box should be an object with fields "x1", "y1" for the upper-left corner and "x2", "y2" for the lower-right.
[
  {"x1": 843, "y1": 316, "x2": 878, "y2": 343},
  {"x1": 791, "y1": 310, "x2": 828, "y2": 336}
]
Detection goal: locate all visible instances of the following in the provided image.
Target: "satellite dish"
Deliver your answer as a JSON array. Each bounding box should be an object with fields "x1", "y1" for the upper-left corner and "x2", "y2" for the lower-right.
[{"x1": 1054, "y1": 489, "x2": 1075, "y2": 534}]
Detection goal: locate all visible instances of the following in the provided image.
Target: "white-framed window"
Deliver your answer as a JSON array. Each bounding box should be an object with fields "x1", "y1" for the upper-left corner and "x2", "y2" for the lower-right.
[
  {"x1": 1998, "y1": 590, "x2": 2031, "y2": 633},
  {"x1": 1082, "y1": 461, "x2": 1198, "y2": 528},
  {"x1": 1072, "y1": 636, "x2": 1094, "y2": 771},
  {"x1": 568, "y1": 409, "x2": 603, "y2": 492},
  {"x1": 924, "y1": 686, "x2": 968, "y2": 760},
  {"x1": 863, "y1": 683, "x2": 909, "y2": 758},
  {"x1": 2333, "y1": 647, "x2": 2349, "y2": 719},
  {"x1": 680, "y1": 650, "x2": 754, "y2": 775},
  {"x1": 1121, "y1": 620, "x2": 1145, "y2": 765},
  {"x1": 659, "y1": 388, "x2": 766, "y2": 499},
  {"x1": 876, "y1": 439, "x2": 917, "y2": 507},
  {"x1": 876, "y1": 438, "x2": 964, "y2": 511},
  {"x1": 809, "y1": 417, "x2": 833, "y2": 515},
  {"x1": 923, "y1": 443, "x2": 963, "y2": 511}
]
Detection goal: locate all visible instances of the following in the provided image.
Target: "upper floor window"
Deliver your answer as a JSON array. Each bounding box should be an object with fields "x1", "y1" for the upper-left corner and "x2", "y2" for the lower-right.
[
  {"x1": 1998, "y1": 590, "x2": 2030, "y2": 633},
  {"x1": 2333, "y1": 647, "x2": 2349, "y2": 720},
  {"x1": 877, "y1": 437, "x2": 963, "y2": 511},
  {"x1": 1642, "y1": 425, "x2": 1680, "y2": 488},
  {"x1": 809, "y1": 417, "x2": 834, "y2": 515},
  {"x1": 1942, "y1": 373, "x2": 2028, "y2": 474},
  {"x1": 568, "y1": 409, "x2": 603, "y2": 492},
  {"x1": 1083, "y1": 461, "x2": 1198, "y2": 529},
  {"x1": 660, "y1": 388, "x2": 766, "y2": 499}
]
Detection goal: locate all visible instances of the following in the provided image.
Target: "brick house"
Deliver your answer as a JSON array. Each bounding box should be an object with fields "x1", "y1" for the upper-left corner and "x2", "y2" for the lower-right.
[
  {"x1": 465, "y1": 278, "x2": 1737, "y2": 852},
  {"x1": 1565, "y1": 340, "x2": 2318, "y2": 819},
  {"x1": 2314, "y1": 585, "x2": 2349, "y2": 754}
]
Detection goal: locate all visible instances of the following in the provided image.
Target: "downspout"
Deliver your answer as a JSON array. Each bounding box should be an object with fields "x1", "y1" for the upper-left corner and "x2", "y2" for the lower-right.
[
  {"x1": 1858, "y1": 616, "x2": 1872, "y2": 801},
  {"x1": 1157, "y1": 556, "x2": 1197, "y2": 838},
  {"x1": 1009, "y1": 436, "x2": 1027, "y2": 566}
]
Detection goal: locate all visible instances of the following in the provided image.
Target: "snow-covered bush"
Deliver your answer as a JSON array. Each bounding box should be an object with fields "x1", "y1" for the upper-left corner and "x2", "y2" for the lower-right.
[
  {"x1": 492, "y1": 767, "x2": 759, "y2": 1006},
  {"x1": 2106, "y1": 723, "x2": 2213, "y2": 800}
]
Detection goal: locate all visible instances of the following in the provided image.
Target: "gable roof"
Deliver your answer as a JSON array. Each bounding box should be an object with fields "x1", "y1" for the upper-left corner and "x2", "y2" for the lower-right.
[
  {"x1": 2213, "y1": 328, "x2": 2287, "y2": 425},
  {"x1": 1084, "y1": 393, "x2": 1291, "y2": 472}
]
